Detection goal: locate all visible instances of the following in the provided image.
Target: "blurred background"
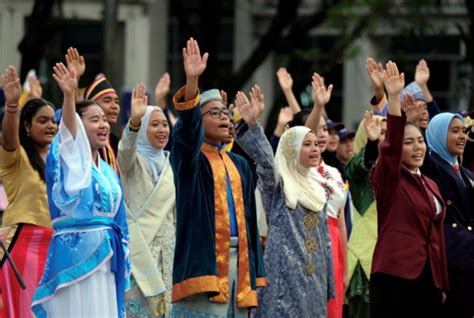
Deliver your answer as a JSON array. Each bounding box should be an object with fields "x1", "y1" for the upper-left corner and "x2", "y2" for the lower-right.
[{"x1": 0, "y1": 0, "x2": 473, "y2": 131}]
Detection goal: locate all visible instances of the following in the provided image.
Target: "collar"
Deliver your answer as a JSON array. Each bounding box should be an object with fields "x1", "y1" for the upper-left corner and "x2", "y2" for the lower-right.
[{"x1": 201, "y1": 142, "x2": 225, "y2": 154}]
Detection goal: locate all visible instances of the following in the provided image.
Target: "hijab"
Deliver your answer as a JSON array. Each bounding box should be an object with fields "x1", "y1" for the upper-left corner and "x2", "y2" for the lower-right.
[
  {"x1": 275, "y1": 126, "x2": 326, "y2": 212},
  {"x1": 137, "y1": 106, "x2": 169, "y2": 183},
  {"x1": 426, "y1": 112, "x2": 464, "y2": 165}
]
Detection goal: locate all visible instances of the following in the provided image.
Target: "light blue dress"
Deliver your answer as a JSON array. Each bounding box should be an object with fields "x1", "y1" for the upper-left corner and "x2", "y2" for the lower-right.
[
  {"x1": 236, "y1": 124, "x2": 335, "y2": 317},
  {"x1": 31, "y1": 115, "x2": 131, "y2": 317}
]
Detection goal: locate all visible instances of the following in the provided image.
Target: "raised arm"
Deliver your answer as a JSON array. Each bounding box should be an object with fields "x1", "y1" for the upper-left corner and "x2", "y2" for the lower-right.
[
  {"x1": 305, "y1": 73, "x2": 333, "y2": 132},
  {"x1": 371, "y1": 61, "x2": 405, "y2": 189},
  {"x1": 384, "y1": 61, "x2": 404, "y2": 117},
  {"x1": 183, "y1": 38, "x2": 208, "y2": 102},
  {"x1": 52, "y1": 63, "x2": 78, "y2": 137},
  {"x1": 366, "y1": 57, "x2": 386, "y2": 111},
  {"x1": 118, "y1": 82, "x2": 148, "y2": 173},
  {"x1": 414, "y1": 59, "x2": 433, "y2": 103},
  {"x1": 235, "y1": 90, "x2": 277, "y2": 211},
  {"x1": 1, "y1": 66, "x2": 22, "y2": 151},
  {"x1": 154, "y1": 72, "x2": 170, "y2": 110},
  {"x1": 65, "y1": 47, "x2": 86, "y2": 101},
  {"x1": 276, "y1": 67, "x2": 301, "y2": 114},
  {"x1": 273, "y1": 106, "x2": 293, "y2": 138},
  {"x1": 171, "y1": 38, "x2": 208, "y2": 163}
]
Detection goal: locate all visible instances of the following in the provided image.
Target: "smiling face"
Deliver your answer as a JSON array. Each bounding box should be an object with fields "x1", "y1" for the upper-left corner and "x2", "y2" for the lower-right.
[
  {"x1": 336, "y1": 137, "x2": 355, "y2": 165},
  {"x1": 24, "y1": 105, "x2": 57, "y2": 148},
  {"x1": 416, "y1": 100, "x2": 429, "y2": 129},
  {"x1": 201, "y1": 100, "x2": 230, "y2": 144},
  {"x1": 446, "y1": 117, "x2": 467, "y2": 156},
  {"x1": 299, "y1": 132, "x2": 320, "y2": 168},
  {"x1": 95, "y1": 92, "x2": 120, "y2": 125},
  {"x1": 317, "y1": 116, "x2": 329, "y2": 153},
  {"x1": 402, "y1": 124, "x2": 426, "y2": 171},
  {"x1": 80, "y1": 105, "x2": 110, "y2": 150},
  {"x1": 147, "y1": 110, "x2": 170, "y2": 149}
]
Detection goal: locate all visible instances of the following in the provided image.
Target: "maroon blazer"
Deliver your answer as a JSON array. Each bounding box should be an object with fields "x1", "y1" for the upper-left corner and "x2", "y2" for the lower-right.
[{"x1": 370, "y1": 114, "x2": 449, "y2": 290}]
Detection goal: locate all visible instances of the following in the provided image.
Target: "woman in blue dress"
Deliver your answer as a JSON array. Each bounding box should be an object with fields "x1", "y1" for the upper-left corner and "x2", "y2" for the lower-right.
[
  {"x1": 31, "y1": 63, "x2": 130, "y2": 317},
  {"x1": 234, "y1": 85, "x2": 334, "y2": 317}
]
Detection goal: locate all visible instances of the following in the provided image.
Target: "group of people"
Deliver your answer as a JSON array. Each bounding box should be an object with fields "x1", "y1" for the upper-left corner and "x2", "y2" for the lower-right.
[{"x1": 0, "y1": 37, "x2": 472, "y2": 318}]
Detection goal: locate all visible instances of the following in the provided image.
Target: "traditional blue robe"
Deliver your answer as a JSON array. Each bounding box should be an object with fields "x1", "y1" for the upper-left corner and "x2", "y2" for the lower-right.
[{"x1": 32, "y1": 115, "x2": 130, "y2": 317}]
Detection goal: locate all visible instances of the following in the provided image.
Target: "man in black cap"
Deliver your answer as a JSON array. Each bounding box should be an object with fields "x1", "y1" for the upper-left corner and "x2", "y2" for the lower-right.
[{"x1": 336, "y1": 127, "x2": 356, "y2": 169}]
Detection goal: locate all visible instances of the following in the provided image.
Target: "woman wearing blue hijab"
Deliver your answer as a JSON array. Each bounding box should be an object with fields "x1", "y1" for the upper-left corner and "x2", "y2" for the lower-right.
[
  {"x1": 424, "y1": 112, "x2": 474, "y2": 313},
  {"x1": 118, "y1": 82, "x2": 176, "y2": 317}
]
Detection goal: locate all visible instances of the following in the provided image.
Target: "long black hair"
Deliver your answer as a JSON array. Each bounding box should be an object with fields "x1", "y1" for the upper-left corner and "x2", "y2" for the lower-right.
[{"x1": 19, "y1": 99, "x2": 55, "y2": 182}]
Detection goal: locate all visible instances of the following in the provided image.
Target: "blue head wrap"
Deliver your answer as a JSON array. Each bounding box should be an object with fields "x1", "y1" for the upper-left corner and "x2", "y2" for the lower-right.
[
  {"x1": 426, "y1": 112, "x2": 464, "y2": 165},
  {"x1": 137, "y1": 106, "x2": 169, "y2": 183}
]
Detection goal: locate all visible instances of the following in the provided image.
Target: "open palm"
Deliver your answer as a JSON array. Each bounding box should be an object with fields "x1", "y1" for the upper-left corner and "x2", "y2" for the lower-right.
[
  {"x1": 53, "y1": 63, "x2": 78, "y2": 95},
  {"x1": 312, "y1": 73, "x2": 333, "y2": 106},
  {"x1": 235, "y1": 91, "x2": 257, "y2": 126},
  {"x1": 1, "y1": 66, "x2": 22, "y2": 104},
  {"x1": 131, "y1": 82, "x2": 148, "y2": 121},
  {"x1": 183, "y1": 38, "x2": 208, "y2": 78},
  {"x1": 383, "y1": 61, "x2": 404, "y2": 96},
  {"x1": 66, "y1": 47, "x2": 86, "y2": 78}
]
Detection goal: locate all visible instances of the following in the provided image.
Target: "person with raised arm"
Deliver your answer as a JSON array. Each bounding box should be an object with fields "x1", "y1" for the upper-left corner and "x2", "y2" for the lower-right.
[
  {"x1": 118, "y1": 82, "x2": 175, "y2": 317},
  {"x1": 345, "y1": 111, "x2": 386, "y2": 318},
  {"x1": 169, "y1": 38, "x2": 265, "y2": 318},
  {"x1": 154, "y1": 72, "x2": 176, "y2": 152},
  {"x1": 234, "y1": 80, "x2": 335, "y2": 316},
  {"x1": 31, "y1": 62, "x2": 130, "y2": 317},
  {"x1": 0, "y1": 66, "x2": 57, "y2": 318},
  {"x1": 421, "y1": 111, "x2": 473, "y2": 314},
  {"x1": 276, "y1": 67, "x2": 302, "y2": 114},
  {"x1": 369, "y1": 61, "x2": 448, "y2": 316},
  {"x1": 304, "y1": 73, "x2": 348, "y2": 318}
]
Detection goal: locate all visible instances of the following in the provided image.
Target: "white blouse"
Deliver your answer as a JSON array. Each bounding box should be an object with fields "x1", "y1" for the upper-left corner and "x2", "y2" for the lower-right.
[{"x1": 311, "y1": 161, "x2": 347, "y2": 219}]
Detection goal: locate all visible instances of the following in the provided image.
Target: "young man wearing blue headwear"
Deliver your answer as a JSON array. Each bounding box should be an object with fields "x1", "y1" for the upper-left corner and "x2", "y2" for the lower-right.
[{"x1": 169, "y1": 38, "x2": 266, "y2": 317}]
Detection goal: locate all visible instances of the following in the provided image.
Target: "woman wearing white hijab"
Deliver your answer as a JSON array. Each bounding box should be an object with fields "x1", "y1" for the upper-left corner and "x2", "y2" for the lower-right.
[
  {"x1": 118, "y1": 83, "x2": 175, "y2": 317},
  {"x1": 234, "y1": 90, "x2": 334, "y2": 317}
]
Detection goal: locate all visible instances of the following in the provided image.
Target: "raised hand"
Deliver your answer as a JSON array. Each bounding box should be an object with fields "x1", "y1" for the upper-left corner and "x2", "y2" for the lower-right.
[
  {"x1": 366, "y1": 57, "x2": 385, "y2": 90},
  {"x1": 53, "y1": 62, "x2": 78, "y2": 95},
  {"x1": 277, "y1": 107, "x2": 293, "y2": 126},
  {"x1": 65, "y1": 47, "x2": 86, "y2": 79},
  {"x1": 183, "y1": 38, "x2": 208, "y2": 79},
  {"x1": 130, "y1": 82, "x2": 148, "y2": 126},
  {"x1": 276, "y1": 67, "x2": 293, "y2": 92},
  {"x1": 1, "y1": 66, "x2": 22, "y2": 107},
  {"x1": 28, "y1": 74, "x2": 43, "y2": 99},
  {"x1": 363, "y1": 111, "x2": 381, "y2": 141},
  {"x1": 383, "y1": 61, "x2": 404, "y2": 96},
  {"x1": 401, "y1": 93, "x2": 422, "y2": 123},
  {"x1": 235, "y1": 91, "x2": 258, "y2": 126},
  {"x1": 311, "y1": 73, "x2": 333, "y2": 107},
  {"x1": 250, "y1": 85, "x2": 264, "y2": 120},
  {"x1": 220, "y1": 90, "x2": 228, "y2": 107},
  {"x1": 154, "y1": 72, "x2": 171, "y2": 102},
  {"x1": 415, "y1": 59, "x2": 430, "y2": 86}
]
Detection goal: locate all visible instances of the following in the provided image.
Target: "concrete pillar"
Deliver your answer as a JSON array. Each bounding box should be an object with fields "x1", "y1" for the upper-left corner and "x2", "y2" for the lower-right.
[
  {"x1": 0, "y1": 4, "x2": 28, "y2": 70},
  {"x1": 147, "y1": 0, "x2": 168, "y2": 90},
  {"x1": 123, "y1": 11, "x2": 150, "y2": 89},
  {"x1": 343, "y1": 37, "x2": 381, "y2": 129}
]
